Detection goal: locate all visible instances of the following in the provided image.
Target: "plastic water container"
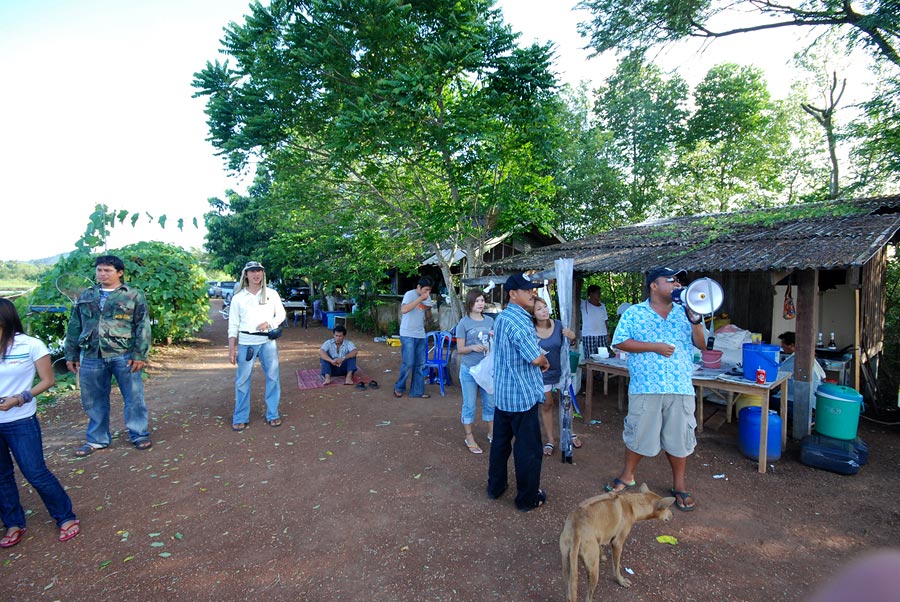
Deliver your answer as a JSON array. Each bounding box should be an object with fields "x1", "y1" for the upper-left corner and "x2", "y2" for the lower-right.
[
  {"x1": 815, "y1": 384, "x2": 863, "y2": 440},
  {"x1": 742, "y1": 343, "x2": 781, "y2": 383},
  {"x1": 738, "y1": 406, "x2": 782, "y2": 461}
]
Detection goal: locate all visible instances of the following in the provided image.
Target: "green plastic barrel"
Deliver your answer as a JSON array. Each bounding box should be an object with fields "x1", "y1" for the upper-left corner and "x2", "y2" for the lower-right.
[{"x1": 815, "y1": 384, "x2": 863, "y2": 440}]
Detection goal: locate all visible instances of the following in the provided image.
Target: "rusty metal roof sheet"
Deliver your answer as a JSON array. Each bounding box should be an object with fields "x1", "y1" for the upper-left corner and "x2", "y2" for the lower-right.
[{"x1": 487, "y1": 196, "x2": 900, "y2": 275}]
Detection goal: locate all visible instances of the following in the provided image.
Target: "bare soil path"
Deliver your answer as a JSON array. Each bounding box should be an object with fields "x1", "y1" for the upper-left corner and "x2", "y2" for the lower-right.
[{"x1": 4, "y1": 300, "x2": 900, "y2": 601}]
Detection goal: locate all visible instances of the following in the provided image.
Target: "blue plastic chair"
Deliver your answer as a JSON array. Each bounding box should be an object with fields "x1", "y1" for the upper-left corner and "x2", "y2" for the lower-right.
[{"x1": 422, "y1": 330, "x2": 454, "y2": 396}]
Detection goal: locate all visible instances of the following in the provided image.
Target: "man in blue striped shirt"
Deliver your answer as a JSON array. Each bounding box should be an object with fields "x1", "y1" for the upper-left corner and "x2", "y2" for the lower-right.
[{"x1": 487, "y1": 273, "x2": 551, "y2": 512}]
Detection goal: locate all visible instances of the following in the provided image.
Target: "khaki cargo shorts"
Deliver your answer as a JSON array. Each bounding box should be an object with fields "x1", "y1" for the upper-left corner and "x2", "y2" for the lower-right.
[{"x1": 623, "y1": 393, "x2": 697, "y2": 458}]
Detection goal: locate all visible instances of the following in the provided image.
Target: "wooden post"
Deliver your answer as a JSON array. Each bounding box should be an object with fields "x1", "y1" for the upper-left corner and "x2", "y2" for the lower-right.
[{"x1": 792, "y1": 269, "x2": 819, "y2": 440}]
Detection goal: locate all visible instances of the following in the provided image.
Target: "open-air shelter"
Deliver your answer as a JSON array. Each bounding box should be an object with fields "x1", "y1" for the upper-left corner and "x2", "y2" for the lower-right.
[{"x1": 481, "y1": 195, "x2": 900, "y2": 439}]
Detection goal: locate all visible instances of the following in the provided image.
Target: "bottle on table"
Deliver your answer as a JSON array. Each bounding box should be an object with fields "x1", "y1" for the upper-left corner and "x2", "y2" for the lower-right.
[
  {"x1": 827, "y1": 332, "x2": 837, "y2": 349},
  {"x1": 817, "y1": 332, "x2": 824, "y2": 347}
]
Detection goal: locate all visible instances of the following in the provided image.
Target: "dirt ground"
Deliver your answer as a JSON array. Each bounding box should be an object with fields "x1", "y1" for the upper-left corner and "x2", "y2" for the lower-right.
[{"x1": 4, "y1": 299, "x2": 900, "y2": 601}]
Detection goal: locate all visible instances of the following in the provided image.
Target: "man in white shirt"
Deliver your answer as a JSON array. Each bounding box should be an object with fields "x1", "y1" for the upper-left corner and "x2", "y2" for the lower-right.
[
  {"x1": 581, "y1": 284, "x2": 609, "y2": 357},
  {"x1": 227, "y1": 261, "x2": 286, "y2": 431}
]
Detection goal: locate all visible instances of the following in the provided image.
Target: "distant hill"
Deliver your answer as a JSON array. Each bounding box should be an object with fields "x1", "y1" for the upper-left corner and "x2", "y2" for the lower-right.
[{"x1": 27, "y1": 253, "x2": 67, "y2": 265}]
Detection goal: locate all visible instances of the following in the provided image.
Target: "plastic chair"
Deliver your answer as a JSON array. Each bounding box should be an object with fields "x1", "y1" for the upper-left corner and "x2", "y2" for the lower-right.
[
  {"x1": 312, "y1": 300, "x2": 324, "y2": 324},
  {"x1": 422, "y1": 330, "x2": 453, "y2": 396}
]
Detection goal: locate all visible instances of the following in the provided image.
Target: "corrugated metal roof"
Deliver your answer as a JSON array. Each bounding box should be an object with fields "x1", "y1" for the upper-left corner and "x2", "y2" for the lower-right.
[{"x1": 486, "y1": 196, "x2": 900, "y2": 275}]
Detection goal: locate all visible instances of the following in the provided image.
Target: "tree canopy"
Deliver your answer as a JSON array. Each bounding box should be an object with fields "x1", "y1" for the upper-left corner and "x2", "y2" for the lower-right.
[
  {"x1": 577, "y1": 0, "x2": 900, "y2": 68},
  {"x1": 193, "y1": 0, "x2": 565, "y2": 318}
]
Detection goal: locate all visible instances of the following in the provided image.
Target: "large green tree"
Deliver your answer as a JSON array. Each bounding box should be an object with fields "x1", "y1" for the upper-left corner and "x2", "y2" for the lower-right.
[
  {"x1": 594, "y1": 52, "x2": 689, "y2": 221},
  {"x1": 548, "y1": 83, "x2": 626, "y2": 239},
  {"x1": 670, "y1": 63, "x2": 791, "y2": 213},
  {"x1": 193, "y1": 0, "x2": 562, "y2": 319},
  {"x1": 577, "y1": 0, "x2": 900, "y2": 68}
]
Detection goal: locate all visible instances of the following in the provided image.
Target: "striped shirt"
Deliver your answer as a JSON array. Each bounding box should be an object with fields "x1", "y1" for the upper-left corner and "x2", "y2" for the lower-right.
[
  {"x1": 493, "y1": 303, "x2": 544, "y2": 412},
  {"x1": 320, "y1": 338, "x2": 356, "y2": 359}
]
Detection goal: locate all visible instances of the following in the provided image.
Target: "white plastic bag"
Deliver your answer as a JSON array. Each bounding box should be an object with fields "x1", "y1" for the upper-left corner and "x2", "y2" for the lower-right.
[{"x1": 470, "y1": 349, "x2": 495, "y2": 394}]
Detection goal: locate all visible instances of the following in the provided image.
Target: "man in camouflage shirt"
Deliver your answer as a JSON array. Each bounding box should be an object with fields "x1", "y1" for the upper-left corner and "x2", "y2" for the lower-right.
[{"x1": 65, "y1": 255, "x2": 153, "y2": 457}]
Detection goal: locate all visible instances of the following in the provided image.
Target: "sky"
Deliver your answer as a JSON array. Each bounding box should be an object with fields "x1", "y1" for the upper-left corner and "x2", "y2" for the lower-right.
[{"x1": 0, "y1": 0, "x2": 873, "y2": 263}]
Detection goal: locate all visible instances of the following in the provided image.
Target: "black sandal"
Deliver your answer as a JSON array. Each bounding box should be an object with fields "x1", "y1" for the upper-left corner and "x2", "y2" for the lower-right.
[
  {"x1": 355, "y1": 382, "x2": 367, "y2": 390},
  {"x1": 368, "y1": 380, "x2": 379, "y2": 389},
  {"x1": 74, "y1": 444, "x2": 99, "y2": 458}
]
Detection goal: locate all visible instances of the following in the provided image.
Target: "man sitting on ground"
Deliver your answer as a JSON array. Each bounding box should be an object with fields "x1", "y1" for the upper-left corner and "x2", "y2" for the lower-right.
[{"x1": 320, "y1": 325, "x2": 368, "y2": 387}]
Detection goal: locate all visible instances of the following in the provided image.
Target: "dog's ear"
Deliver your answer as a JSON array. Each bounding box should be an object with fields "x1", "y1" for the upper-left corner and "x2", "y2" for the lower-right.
[
  {"x1": 638, "y1": 483, "x2": 650, "y2": 493},
  {"x1": 658, "y1": 497, "x2": 676, "y2": 509}
]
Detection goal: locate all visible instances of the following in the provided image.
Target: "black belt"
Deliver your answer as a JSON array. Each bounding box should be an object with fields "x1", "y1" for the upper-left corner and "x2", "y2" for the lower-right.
[{"x1": 239, "y1": 331, "x2": 268, "y2": 336}]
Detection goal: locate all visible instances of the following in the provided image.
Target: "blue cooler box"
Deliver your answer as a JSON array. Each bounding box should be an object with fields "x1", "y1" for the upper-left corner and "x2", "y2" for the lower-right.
[{"x1": 800, "y1": 433, "x2": 861, "y2": 475}]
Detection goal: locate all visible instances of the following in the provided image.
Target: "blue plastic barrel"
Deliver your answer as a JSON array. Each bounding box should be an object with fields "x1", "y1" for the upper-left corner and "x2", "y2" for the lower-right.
[{"x1": 738, "y1": 406, "x2": 782, "y2": 461}]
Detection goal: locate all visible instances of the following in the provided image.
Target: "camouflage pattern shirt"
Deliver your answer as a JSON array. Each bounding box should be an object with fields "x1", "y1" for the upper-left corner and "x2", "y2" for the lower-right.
[{"x1": 64, "y1": 284, "x2": 152, "y2": 362}]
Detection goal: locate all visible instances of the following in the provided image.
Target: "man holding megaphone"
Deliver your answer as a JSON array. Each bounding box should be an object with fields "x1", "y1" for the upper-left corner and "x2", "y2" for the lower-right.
[{"x1": 604, "y1": 267, "x2": 707, "y2": 512}]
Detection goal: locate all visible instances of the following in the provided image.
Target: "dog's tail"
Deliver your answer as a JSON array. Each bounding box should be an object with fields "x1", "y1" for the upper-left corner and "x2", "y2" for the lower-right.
[{"x1": 560, "y1": 516, "x2": 580, "y2": 602}]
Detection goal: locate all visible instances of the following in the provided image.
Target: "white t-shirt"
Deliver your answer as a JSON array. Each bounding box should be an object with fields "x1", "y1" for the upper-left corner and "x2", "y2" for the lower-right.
[
  {"x1": 580, "y1": 299, "x2": 609, "y2": 337},
  {"x1": 0, "y1": 334, "x2": 48, "y2": 423}
]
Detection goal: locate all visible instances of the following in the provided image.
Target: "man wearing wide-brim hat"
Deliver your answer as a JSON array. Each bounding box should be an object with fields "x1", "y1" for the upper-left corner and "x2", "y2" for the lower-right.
[
  {"x1": 486, "y1": 273, "x2": 551, "y2": 512},
  {"x1": 605, "y1": 267, "x2": 706, "y2": 511}
]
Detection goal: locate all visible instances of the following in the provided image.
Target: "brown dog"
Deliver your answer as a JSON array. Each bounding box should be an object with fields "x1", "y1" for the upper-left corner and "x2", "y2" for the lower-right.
[{"x1": 559, "y1": 484, "x2": 675, "y2": 601}]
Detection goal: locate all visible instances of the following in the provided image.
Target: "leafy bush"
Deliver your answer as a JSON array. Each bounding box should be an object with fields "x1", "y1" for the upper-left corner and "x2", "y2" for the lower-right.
[{"x1": 24, "y1": 242, "x2": 210, "y2": 346}]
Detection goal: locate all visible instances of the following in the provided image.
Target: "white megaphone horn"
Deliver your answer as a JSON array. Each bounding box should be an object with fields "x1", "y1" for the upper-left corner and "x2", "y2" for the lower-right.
[
  {"x1": 673, "y1": 277, "x2": 724, "y2": 350},
  {"x1": 671, "y1": 277, "x2": 724, "y2": 316}
]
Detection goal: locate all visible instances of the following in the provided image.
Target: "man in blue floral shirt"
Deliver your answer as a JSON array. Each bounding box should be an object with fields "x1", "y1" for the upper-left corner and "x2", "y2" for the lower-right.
[
  {"x1": 606, "y1": 267, "x2": 706, "y2": 511},
  {"x1": 487, "y1": 273, "x2": 550, "y2": 512}
]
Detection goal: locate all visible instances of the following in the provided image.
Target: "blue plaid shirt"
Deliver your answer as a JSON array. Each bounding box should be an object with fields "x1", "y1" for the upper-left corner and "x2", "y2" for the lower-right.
[
  {"x1": 493, "y1": 303, "x2": 544, "y2": 412},
  {"x1": 611, "y1": 299, "x2": 697, "y2": 395}
]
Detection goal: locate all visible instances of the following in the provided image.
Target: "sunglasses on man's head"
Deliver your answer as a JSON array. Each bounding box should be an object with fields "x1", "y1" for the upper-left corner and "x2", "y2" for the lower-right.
[{"x1": 664, "y1": 277, "x2": 679, "y2": 283}]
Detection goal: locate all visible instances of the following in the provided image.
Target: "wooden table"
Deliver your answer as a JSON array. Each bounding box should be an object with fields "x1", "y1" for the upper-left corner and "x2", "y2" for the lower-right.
[
  {"x1": 694, "y1": 371, "x2": 790, "y2": 473},
  {"x1": 583, "y1": 358, "x2": 629, "y2": 419},
  {"x1": 583, "y1": 358, "x2": 790, "y2": 474}
]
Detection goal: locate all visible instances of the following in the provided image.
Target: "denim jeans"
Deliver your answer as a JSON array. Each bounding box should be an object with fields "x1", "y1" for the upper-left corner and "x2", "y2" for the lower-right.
[
  {"x1": 234, "y1": 341, "x2": 281, "y2": 424},
  {"x1": 80, "y1": 353, "x2": 149, "y2": 447},
  {"x1": 459, "y1": 364, "x2": 494, "y2": 424},
  {"x1": 0, "y1": 415, "x2": 76, "y2": 529},
  {"x1": 394, "y1": 336, "x2": 426, "y2": 397},
  {"x1": 320, "y1": 357, "x2": 357, "y2": 377}
]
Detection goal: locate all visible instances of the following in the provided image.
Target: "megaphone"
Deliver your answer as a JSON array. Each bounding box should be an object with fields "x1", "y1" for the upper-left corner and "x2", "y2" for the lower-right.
[
  {"x1": 672, "y1": 277, "x2": 724, "y2": 351},
  {"x1": 671, "y1": 277, "x2": 724, "y2": 316}
]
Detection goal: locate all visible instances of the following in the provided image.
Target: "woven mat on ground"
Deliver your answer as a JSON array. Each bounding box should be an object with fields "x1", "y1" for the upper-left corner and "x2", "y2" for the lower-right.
[{"x1": 295, "y1": 369, "x2": 374, "y2": 390}]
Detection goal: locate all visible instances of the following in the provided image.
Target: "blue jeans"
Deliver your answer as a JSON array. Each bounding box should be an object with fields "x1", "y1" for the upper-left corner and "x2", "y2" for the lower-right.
[
  {"x1": 234, "y1": 341, "x2": 281, "y2": 424},
  {"x1": 80, "y1": 353, "x2": 149, "y2": 447},
  {"x1": 459, "y1": 364, "x2": 494, "y2": 424},
  {"x1": 394, "y1": 336, "x2": 427, "y2": 397},
  {"x1": 0, "y1": 415, "x2": 76, "y2": 529},
  {"x1": 320, "y1": 357, "x2": 357, "y2": 377}
]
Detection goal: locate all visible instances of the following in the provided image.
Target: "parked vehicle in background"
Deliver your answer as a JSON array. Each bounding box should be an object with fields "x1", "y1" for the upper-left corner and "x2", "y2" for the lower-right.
[
  {"x1": 208, "y1": 281, "x2": 220, "y2": 297},
  {"x1": 220, "y1": 282, "x2": 237, "y2": 303},
  {"x1": 282, "y1": 279, "x2": 314, "y2": 303}
]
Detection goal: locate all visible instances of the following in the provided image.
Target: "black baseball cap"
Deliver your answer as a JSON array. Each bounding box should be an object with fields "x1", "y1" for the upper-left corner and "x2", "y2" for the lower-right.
[
  {"x1": 646, "y1": 267, "x2": 686, "y2": 287},
  {"x1": 504, "y1": 273, "x2": 542, "y2": 291}
]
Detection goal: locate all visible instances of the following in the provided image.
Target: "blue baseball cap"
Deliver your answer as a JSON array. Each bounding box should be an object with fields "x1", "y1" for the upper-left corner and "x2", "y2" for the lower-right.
[
  {"x1": 504, "y1": 273, "x2": 542, "y2": 291},
  {"x1": 646, "y1": 267, "x2": 685, "y2": 287}
]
